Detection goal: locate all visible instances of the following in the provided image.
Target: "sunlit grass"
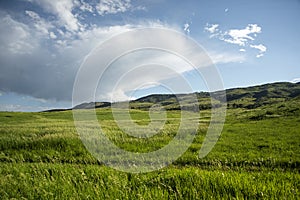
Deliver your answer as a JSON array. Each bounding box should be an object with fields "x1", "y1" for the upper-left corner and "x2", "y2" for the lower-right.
[{"x1": 0, "y1": 103, "x2": 299, "y2": 198}]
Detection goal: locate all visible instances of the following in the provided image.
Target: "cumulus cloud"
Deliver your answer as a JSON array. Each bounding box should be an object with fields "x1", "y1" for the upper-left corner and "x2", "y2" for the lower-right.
[
  {"x1": 204, "y1": 24, "x2": 219, "y2": 34},
  {"x1": 205, "y1": 23, "x2": 267, "y2": 58},
  {"x1": 222, "y1": 24, "x2": 261, "y2": 46},
  {"x1": 96, "y1": 0, "x2": 132, "y2": 16},
  {"x1": 30, "y1": 0, "x2": 81, "y2": 32}
]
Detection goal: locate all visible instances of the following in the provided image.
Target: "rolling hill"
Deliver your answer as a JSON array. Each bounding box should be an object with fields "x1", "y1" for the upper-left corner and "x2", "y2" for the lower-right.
[{"x1": 48, "y1": 81, "x2": 300, "y2": 113}]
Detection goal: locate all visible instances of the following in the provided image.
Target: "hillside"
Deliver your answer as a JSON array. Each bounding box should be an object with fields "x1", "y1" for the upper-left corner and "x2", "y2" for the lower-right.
[
  {"x1": 1, "y1": 81, "x2": 299, "y2": 199},
  {"x1": 64, "y1": 82, "x2": 300, "y2": 112}
]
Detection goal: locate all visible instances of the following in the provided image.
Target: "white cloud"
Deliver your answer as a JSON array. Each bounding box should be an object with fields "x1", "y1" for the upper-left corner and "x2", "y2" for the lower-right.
[
  {"x1": 222, "y1": 24, "x2": 261, "y2": 46},
  {"x1": 291, "y1": 78, "x2": 300, "y2": 83},
  {"x1": 25, "y1": 10, "x2": 39, "y2": 20},
  {"x1": 205, "y1": 24, "x2": 261, "y2": 46},
  {"x1": 0, "y1": 16, "x2": 169, "y2": 102},
  {"x1": 225, "y1": 8, "x2": 229, "y2": 13},
  {"x1": 208, "y1": 51, "x2": 245, "y2": 64},
  {"x1": 78, "y1": 0, "x2": 94, "y2": 13},
  {"x1": 0, "y1": 103, "x2": 53, "y2": 112},
  {"x1": 0, "y1": 6, "x2": 244, "y2": 105},
  {"x1": 73, "y1": 27, "x2": 207, "y2": 103},
  {"x1": 0, "y1": 14, "x2": 37, "y2": 54},
  {"x1": 205, "y1": 23, "x2": 267, "y2": 58},
  {"x1": 183, "y1": 23, "x2": 190, "y2": 34},
  {"x1": 0, "y1": 11, "x2": 81, "y2": 101},
  {"x1": 250, "y1": 44, "x2": 267, "y2": 52},
  {"x1": 30, "y1": 0, "x2": 81, "y2": 32},
  {"x1": 204, "y1": 24, "x2": 219, "y2": 34},
  {"x1": 57, "y1": 29, "x2": 65, "y2": 36},
  {"x1": 250, "y1": 44, "x2": 267, "y2": 58},
  {"x1": 49, "y1": 31, "x2": 57, "y2": 39},
  {"x1": 72, "y1": 26, "x2": 243, "y2": 103},
  {"x1": 0, "y1": 104, "x2": 23, "y2": 112},
  {"x1": 96, "y1": 0, "x2": 132, "y2": 16},
  {"x1": 25, "y1": 10, "x2": 54, "y2": 37}
]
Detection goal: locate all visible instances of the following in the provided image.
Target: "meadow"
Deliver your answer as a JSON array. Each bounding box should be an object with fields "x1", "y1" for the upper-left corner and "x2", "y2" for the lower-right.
[{"x1": 0, "y1": 83, "x2": 300, "y2": 199}]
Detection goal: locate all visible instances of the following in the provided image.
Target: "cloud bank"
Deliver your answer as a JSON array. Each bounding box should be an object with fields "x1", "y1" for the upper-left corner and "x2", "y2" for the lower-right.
[{"x1": 0, "y1": 1, "x2": 244, "y2": 105}]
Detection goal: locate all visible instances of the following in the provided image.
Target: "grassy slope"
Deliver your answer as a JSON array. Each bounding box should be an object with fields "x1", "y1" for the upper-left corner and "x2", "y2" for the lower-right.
[{"x1": 0, "y1": 82, "x2": 300, "y2": 199}]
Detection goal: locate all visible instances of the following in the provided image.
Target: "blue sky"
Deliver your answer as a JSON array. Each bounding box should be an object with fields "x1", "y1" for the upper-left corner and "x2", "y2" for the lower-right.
[{"x1": 0, "y1": 0, "x2": 299, "y2": 111}]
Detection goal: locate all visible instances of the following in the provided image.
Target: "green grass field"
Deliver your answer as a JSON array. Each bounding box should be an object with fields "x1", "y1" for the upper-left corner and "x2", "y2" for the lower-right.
[{"x1": 0, "y1": 98, "x2": 299, "y2": 199}]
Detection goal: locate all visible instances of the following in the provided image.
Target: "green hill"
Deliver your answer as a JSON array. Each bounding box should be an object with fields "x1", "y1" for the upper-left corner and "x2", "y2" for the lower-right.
[
  {"x1": 66, "y1": 81, "x2": 300, "y2": 112},
  {"x1": 1, "y1": 81, "x2": 299, "y2": 199}
]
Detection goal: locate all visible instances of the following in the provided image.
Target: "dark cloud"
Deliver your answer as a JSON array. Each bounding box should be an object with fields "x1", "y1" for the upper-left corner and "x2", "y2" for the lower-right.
[{"x1": 0, "y1": 14, "x2": 77, "y2": 101}]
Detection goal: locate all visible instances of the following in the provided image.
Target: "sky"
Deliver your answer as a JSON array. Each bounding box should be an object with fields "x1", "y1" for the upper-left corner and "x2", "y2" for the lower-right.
[{"x1": 0, "y1": 0, "x2": 299, "y2": 111}]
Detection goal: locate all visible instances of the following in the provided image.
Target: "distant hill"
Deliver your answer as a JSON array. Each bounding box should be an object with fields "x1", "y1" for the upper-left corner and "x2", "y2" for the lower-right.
[
  {"x1": 72, "y1": 102, "x2": 111, "y2": 110},
  {"x1": 44, "y1": 82, "x2": 300, "y2": 112},
  {"x1": 130, "y1": 81, "x2": 300, "y2": 110},
  {"x1": 224, "y1": 81, "x2": 300, "y2": 109}
]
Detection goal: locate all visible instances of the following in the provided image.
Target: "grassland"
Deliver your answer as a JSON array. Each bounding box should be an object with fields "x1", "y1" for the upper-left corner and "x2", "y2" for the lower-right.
[{"x1": 0, "y1": 82, "x2": 300, "y2": 199}]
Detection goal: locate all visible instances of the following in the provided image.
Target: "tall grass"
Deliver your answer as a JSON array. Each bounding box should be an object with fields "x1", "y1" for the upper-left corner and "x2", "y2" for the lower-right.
[
  {"x1": 0, "y1": 104, "x2": 299, "y2": 199},
  {"x1": 0, "y1": 163, "x2": 298, "y2": 199}
]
